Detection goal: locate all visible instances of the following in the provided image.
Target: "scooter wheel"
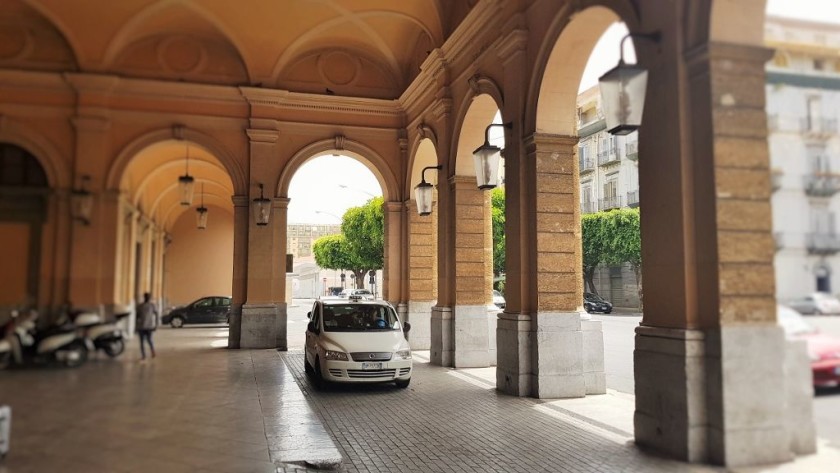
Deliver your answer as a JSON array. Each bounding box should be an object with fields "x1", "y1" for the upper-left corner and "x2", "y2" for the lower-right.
[
  {"x1": 103, "y1": 339, "x2": 125, "y2": 358},
  {"x1": 60, "y1": 341, "x2": 89, "y2": 368}
]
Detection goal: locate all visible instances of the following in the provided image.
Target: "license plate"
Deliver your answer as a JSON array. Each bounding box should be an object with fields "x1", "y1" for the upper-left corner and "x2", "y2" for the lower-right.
[{"x1": 361, "y1": 362, "x2": 383, "y2": 370}]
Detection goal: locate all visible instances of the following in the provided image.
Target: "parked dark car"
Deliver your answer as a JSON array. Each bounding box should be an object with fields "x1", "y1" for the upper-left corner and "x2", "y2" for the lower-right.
[
  {"x1": 583, "y1": 292, "x2": 612, "y2": 314},
  {"x1": 162, "y1": 296, "x2": 232, "y2": 328}
]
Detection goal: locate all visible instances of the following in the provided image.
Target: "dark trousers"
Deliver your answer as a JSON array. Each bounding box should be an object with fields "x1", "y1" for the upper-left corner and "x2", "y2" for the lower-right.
[{"x1": 138, "y1": 330, "x2": 155, "y2": 358}]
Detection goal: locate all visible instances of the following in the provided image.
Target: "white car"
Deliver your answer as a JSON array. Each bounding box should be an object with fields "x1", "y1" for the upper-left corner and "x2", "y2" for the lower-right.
[
  {"x1": 304, "y1": 297, "x2": 412, "y2": 388},
  {"x1": 339, "y1": 288, "x2": 374, "y2": 300},
  {"x1": 787, "y1": 292, "x2": 840, "y2": 315}
]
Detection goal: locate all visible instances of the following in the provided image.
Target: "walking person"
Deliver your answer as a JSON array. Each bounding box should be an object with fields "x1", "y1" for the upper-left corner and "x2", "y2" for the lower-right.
[{"x1": 136, "y1": 292, "x2": 158, "y2": 360}]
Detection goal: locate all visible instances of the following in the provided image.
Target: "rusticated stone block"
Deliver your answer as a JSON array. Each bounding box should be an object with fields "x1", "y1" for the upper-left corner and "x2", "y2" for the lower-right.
[
  {"x1": 537, "y1": 193, "x2": 578, "y2": 213},
  {"x1": 411, "y1": 244, "x2": 435, "y2": 257},
  {"x1": 409, "y1": 255, "x2": 434, "y2": 269},
  {"x1": 718, "y1": 263, "x2": 775, "y2": 296},
  {"x1": 536, "y1": 153, "x2": 575, "y2": 174},
  {"x1": 455, "y1": 261, "x2": 486, "y2": 276},
  {"x1": 536, "y1": 212, "x2": 576, "y2": 233},
  {"x1": 455, "y1": 219, "x2": 487, "y2": 234},
  {"x1": 456, "y1": 233, "x2": 486, "y2": 248},
  {"x1": 538, "y1": 253, "x2": 576, "y2": 272},
  {"x1": 409, "y1": 279, "x2": 434, "y2": 294},
  {"x1": 454, "y1": 189, "x2": 485, "y2": 206},
  {"x1": 537, "y1": 293, "x2": 579, "y2": 312},
  {"x1": 719, "y1": 295, "x2": 776, "y2": 324},
  {"x1": 713, "y1": 108, "x2": 768, "y2": 139},
  {"x1": 537, "y1": 273, "x2": 577, "y2": 292},
  {"x1": 718, "y1": 231, "x2": 774, "y2": 264},
  {"x1": 717, "y1": 200, "x2": 771, "y2": 231},
  {"x1": 715, "y1": 168, "x2": 770, "y2": 200},
  {"x1": 410, "y1": 267, "x2": 435, "y2": 280},
  {"x1": 714, "y1": 137, "x2": 769, "y2": 169},
  {"x1": 537, "y1": 232, "x2": 578, "y2": 253},
  {"x1": 536, "y1": 173, "x2": 576, "y2": 194},
  {"x1": 455, "y1": 204, "x2": 485, "y2": 220}
]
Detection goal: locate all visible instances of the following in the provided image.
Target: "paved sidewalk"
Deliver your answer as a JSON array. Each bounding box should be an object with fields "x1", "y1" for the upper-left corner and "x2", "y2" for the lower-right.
[{"x1": 1, "y1": 326, "x2": 837, "y2": 472}]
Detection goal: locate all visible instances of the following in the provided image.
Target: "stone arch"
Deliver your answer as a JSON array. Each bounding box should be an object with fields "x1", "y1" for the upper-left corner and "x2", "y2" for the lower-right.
[
  {"x1": 276, "y1": 138, "x2": 398, "y2": 201},
  {"x1": 450, "y1": 84, "x2": 504, "y2": 179},
  {"x1": 107, "y1": 127, "x2": 246, "y2": 195},
  {"x1": 528, "y1": 4, "x2": 638, "y2": 136},
  {"x1": 12, "y1": 0, "x2": 82, "y2": 69},
  {"x1": 0, "y1": 120, "x2": 70, "y2": 189},
  {"x1": 406, "y1": 125, "x2": 440, "y2": 197}
]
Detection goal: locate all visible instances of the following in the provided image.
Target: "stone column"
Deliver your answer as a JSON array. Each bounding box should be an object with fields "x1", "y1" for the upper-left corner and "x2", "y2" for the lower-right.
[
  {"x1": 228, "y1": 195, "x2": 249, "y2": 349},
  {"x1": 383, "y1": 201, "x2": 405, "y2": 306},
  {"x1": 450, "y1": 176, "x2": 492, "y2": 368},
  {"x1": 406, "y1": 199, "x2": 437, "y2": 349},
  {"x1": 632, "y1": 41, "x2": 813, "y2": 466},
  {"x1": 240, "y1": 127, "x2": 287, "y2": 349}
]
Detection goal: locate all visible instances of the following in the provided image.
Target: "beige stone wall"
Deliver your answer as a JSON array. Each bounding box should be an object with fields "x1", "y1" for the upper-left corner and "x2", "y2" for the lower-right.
[
  {"x1": 453, "y1": 177, "x2": 492, "y2": 306},
  {"x1": 408, "y1": 199, "x2": 437, "y2": 301},
  {"x1": 164, "y1": 205, "x2": 234, "y2": 307}
]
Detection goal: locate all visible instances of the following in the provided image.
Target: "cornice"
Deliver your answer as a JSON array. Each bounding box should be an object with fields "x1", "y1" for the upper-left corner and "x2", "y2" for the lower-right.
[
  {"x1": 496, "y1": 28, "x2": 529, "y2": 66},
  {"x1": 239, "y1": 86, "x2": 403, "y2": 118},
  {"x1": 62, "y1": 73, "x2": 120, "y2": 94},
  {"x1": 246, "y1": 128, "x2": 279, "y2": 143},
  {"x1": 524, "y1": 132, "x2": 578, "y2": 153},
  {"x1": 232, "y1": 195, "x2": 250, "y2": 207},
  {"x1": 0, "y1": 69, "x2": 72, "y2": 91}
]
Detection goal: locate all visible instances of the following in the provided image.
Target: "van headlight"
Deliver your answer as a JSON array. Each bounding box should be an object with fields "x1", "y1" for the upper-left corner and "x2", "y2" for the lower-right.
[
  {"x1": 324, "y1": 350, "x2": 348, "y2": 361},
  {"x1": 396, "y1": 349, "x2": 411, "y2": 360}
]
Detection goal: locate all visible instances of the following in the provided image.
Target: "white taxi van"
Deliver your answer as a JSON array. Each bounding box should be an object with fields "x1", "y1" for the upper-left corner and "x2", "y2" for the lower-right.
[{"x1": 304, "y1": 296, "x2": 412, "y2": 388}]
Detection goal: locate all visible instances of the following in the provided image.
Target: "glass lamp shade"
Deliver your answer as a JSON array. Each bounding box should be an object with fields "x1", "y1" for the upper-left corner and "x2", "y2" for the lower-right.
[
  {"x1": 196, "y1": 206, "x2": 208, "y2": 230},
  {"x1": 599, "y1": 62, "x2": 648, "y2": 135},
  {"x1": 253, "y1": 197, "x2": 271, "y2": 226},
  {"x1": 71, "y1": 188, "x2": 93, "y2": 225},
  {"x1": 178, "y1": 174, "x2": 195, "y2": 206},
  {"x1": 414, "y1": 181, "x2": 434, "y2": 216},
  {"x1": 472, "y1": 144, "x2": 502, "y2": 190}
]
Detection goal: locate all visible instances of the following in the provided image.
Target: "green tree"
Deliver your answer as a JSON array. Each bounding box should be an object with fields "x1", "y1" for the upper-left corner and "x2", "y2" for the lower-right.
[
  {"x1": 581, "y1": 212, "x2": 607, "y2": 295},
  {"x1": 491, "y1": 187, "x2": 505, "y2": 281},
  {"x1": 312, "y1": 197, "x2": 384, "y2": 289},
  {"x1": 601, "y1": 208, "x2": 642, "y2": 307}
]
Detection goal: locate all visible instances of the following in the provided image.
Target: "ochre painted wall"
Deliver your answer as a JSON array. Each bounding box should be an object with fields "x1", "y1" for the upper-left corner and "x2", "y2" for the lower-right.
[
  {"x1": 163, "y1": 205, "x2": 234, "y2": 308},
  {"x1": 0, "y1": 222, "x2": 30, "y2": 305}
]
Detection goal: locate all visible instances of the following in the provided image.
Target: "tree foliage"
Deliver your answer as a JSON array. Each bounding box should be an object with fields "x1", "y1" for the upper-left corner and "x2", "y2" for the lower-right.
[
  {"x1": 491, "y1": 187, "x2": 505, "y2": 278},
  {"x1": 312, "y1": 197, "x2": 384, "y2": 289},
  {"x1": 581, "y1": 213, "x2": 606, "y2": 295},
  {"x1": 581, "y1": 208, "x2": 642, "y2": 304}
]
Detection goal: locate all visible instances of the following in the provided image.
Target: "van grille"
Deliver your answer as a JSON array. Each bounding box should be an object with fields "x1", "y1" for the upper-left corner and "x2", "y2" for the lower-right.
[
  {"x1": 398, "y1": 368, "x2": 411, "y2": 376},
  {"x1": 350, "y1": 352, "x2": 392, "y2": 361},
  {"x1": 328, "y1": 369, "x2": 343, "y2": 377},
  {"x1": 347, "y1": 369, "x2": 396, "y2": 379}
]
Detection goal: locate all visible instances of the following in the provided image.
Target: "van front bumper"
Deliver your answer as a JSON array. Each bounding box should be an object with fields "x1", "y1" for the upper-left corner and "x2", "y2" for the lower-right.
[{"x1": 322, "y1": 359, "x2": 412, "y2": 383}]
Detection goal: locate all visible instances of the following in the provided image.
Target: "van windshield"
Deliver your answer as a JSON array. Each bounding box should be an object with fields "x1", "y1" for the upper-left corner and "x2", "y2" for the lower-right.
[{"x1": 322, "y1": 304, "x2": 400, "y2": 332}]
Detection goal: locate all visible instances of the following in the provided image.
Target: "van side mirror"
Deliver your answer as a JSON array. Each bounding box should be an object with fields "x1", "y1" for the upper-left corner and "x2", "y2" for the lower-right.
[
  {"x1": 307, "y1": 311, "x2": 311, "y2": 319},
  {"x1": 307, "y1": 321, "x2": 317, "y2": 333},
  {"x1": 404, "y1": 322, "x2": 411, "y2": 334}
]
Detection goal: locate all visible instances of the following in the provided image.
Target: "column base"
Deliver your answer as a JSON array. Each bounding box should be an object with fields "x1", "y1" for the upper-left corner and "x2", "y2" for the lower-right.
[
  {"x1": 430, "y1": 306, "x2": 452, "y2": 366},
  {"x1": 453, "y1": 305, "x2": 491, "y2": 368},
  {"x1": 635, "y1": 325, "x2": 811, "y2": 467},
  {"x1": 241, "y1": 303, "x2": 287, "y2": 349},
  {"x1": 582, "y1": 319, "x2": 606, "y2": 394},
  {"x1": 407, "y1": 301, "x2": 433, "y2": 350},
  {"x1": 530, "y1": 312, "x2": 586, "y2": 399},
  {"x1": 496, "y1": 312, "x2": 532, "y2": 396}
]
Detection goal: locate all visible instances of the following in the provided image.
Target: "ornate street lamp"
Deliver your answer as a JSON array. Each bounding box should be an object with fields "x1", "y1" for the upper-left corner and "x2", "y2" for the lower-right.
[
  {"x1": 340, "y1": 271, "x2": 346, "y2": 288},
  {"x1": 71, "y1": 175, "x2": 93, "y2": 225},
  {"x1": 252, "y1": 183, "x2": 271, "y2": 226},
  {"x1": 599, "y1": 32, "x2": 660, "y2": 135},
  {"x1": 196, "y1": 183, "x2": 208, "y2": 230},
  {"x1": 472, "y1": 123, "x2": 511, "y2": 190},
  {"x1": 178, "y1": 142, "x2": 195, "y2": 206},
  {"x1": 414, "y1": 164, "x2": 441, "y2": 216}
]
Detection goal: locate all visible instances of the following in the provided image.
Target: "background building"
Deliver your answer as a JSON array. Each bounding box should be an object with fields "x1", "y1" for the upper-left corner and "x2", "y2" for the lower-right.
[
  {"x1": 767, "y1": 16, "x2": 840, "y2": 301},
  {"x1": 286, "y1": 223, "x2": 341, "y2": 259},
  {"x1": 577, "y1": 85, "x2": 641, "y2": 309}
]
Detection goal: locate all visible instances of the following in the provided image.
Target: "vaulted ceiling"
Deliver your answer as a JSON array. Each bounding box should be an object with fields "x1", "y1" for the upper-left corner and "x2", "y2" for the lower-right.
[{"x1": 2, "y1": 0, "x2": 478, "y2": 99}]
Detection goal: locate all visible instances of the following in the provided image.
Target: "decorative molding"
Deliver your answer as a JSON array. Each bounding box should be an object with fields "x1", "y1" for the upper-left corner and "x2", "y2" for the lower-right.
[
  {"x1": 417, "y1": 122, "x2": 437, "y2": 144},
  {"x1": 468, "y1": 74, "x2": 481, "y2": 95},
  {"x1": 334, "y1": 134, "x2": 345, "y2": 150},
  {"x1": 239, "y1": 86, "x2": 403, "y2": 118},
  {"x1": 71, "y1": 115, "x2": 111, "y2": 132},
  {"x1": 231, "y1": 195, "x2": 250, "y2": 207},
  {"x1": 524, "y1": 132, "x2": 578, "y2": 153},
  {"x1": 431, "y1": 98, "x2": 453, "y2": 120},
  {"x1": 384, "y1": 201, "x2": 404, "y2": 212},
  {"x1": 684, "y1": 41, "x2": 774, "y2": 77},
  {"x1": 246, "y1": 128, "x2": 280, "y2": 143},
  {"x1": 496, "y1": 28, "x2": 529, "y2": 66},
  {"x1": 171, "y1": 124, "x2": 185, "y2": 140},
  {"x1": 62, "y1": 73, "x2": 120, "y2": 94}
]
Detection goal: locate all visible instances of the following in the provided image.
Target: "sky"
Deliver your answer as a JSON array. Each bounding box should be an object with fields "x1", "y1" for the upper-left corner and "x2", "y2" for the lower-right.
[{"x1": 290, "y1": 1, "x2": 839, "y2": 224}]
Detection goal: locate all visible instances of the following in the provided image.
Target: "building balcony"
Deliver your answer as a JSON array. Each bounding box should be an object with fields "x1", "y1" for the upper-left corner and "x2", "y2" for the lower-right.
[
  {"x1": 807, "y1": 233, "x2": 840, "y2": 255},
  {"x1": 627, "y1": 190, "x2": 639, "y2": 208},
  {"x1": 625, "y1": 141, "x2": 638, "y2": 161},
  {"x1": 800, "y1": 117, "x2": 838, "y2": 137},
  {"x1": 580, "y1": 201, "x2": 597, "y2": 214},
  {"x1": 579, "y1": 157, "x2": 595, "y2": 173},
  {"x1": 599, "y1": 196, "x2": 622, "y2": 211},
  {"x1": 598, "y1": 151, "x2": 620, "y2": 166},
  {"x1": 803, "y1": 174, "x2": 840, "y2": 197}
]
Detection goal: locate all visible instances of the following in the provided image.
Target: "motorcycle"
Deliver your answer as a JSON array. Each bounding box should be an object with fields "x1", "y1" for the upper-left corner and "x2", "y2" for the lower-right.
[
  {"x1": 0, "y1": 309, "x2": 89, "y2": 369},
  {"x1": 70, "y1": 310, "x2": 129, "y2": 358}
]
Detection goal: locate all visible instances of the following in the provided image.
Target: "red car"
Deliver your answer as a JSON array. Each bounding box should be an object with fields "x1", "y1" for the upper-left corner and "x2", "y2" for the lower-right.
[{"x1": 779, "y1": 305, "x2": 840, "y2": 387}]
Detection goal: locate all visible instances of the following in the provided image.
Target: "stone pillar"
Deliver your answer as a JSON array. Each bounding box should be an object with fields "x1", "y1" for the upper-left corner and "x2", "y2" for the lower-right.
[
  {"x1": 383, "y1": 201, "x2": 405, "y2": 306},
  {"x1": 240, "y1": 127, "x2": 287, "y2": 349},
  {"x1": 228, "y1": 195, "x2": 249, "y2": 349},
  {"x1": 632, "y1": 41, "x2": 813, "y2": 466},
  {"x1": 406, "y1": 199, "x2": 437, "y2": 349},
  {"x1": 450, "y1": 176, "x2": 492, "y2": 368},
  {"x1": 496, "y1": 134, "x2": 606, "y2": 398}
]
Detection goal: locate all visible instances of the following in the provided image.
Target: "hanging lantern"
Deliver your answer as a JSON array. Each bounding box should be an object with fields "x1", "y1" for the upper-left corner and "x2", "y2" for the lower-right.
[
  {"x1": 414, "y1": 165, "x2": 441, "y2": 216},
  {"x1": 196, "y1": 183, "x2": 208, "y2": 230},
  {"x1": 71, "y1": 175, "x2": 93, "y2": 225},
  {"x1": 178, "y1": 143, "x2": 195, "y2": 206},
  {"x1": 598, "y1": 32, "x2": 659, "y2": 135},
  {"x1": 253, "y1": 183, "x2": 271, "y2": 226},
  {"x1": 472, "y1": 123, "x2": 510, "y2": 190}
]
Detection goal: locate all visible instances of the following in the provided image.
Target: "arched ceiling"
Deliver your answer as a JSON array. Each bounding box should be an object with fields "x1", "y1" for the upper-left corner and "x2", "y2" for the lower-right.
[{"x1": 13, "y1": 0, "x2": 476, "y2": 98}]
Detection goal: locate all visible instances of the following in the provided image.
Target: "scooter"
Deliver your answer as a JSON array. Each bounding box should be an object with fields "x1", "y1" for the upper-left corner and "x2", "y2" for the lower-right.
[
  {"x1": 1, "y1": 310, "x2": 89, "y2": 369},
  {"x1": 70, "y1": 311, "x2": 129, "y2": 358}
]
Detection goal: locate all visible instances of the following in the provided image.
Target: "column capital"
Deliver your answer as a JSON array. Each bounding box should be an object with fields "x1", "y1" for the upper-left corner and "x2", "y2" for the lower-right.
[
  {"x1": 523, "y1": 132, "x2": 578, "y2": 152},
  {"x1": 685, "y1": 41, "x2": 774, "y2": 76},
  {"x1": 272, "y1": 197, "x2": 290, "y2": 209},
  {"x1": 384, "y1": 200, "x2": 404, "y2": 213},
  {"x1": 232, "y1": 195, "x2": 250, "y2": 207},
  {"x1": 449, "y1": 175, "x2": 477, "y2": 188},
  {"x1": 496, "y1": 28, "x2": 529, "y2": 66},
  {"x1": 246, "y1": 128, "x2": 280, "y2": 143}
]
